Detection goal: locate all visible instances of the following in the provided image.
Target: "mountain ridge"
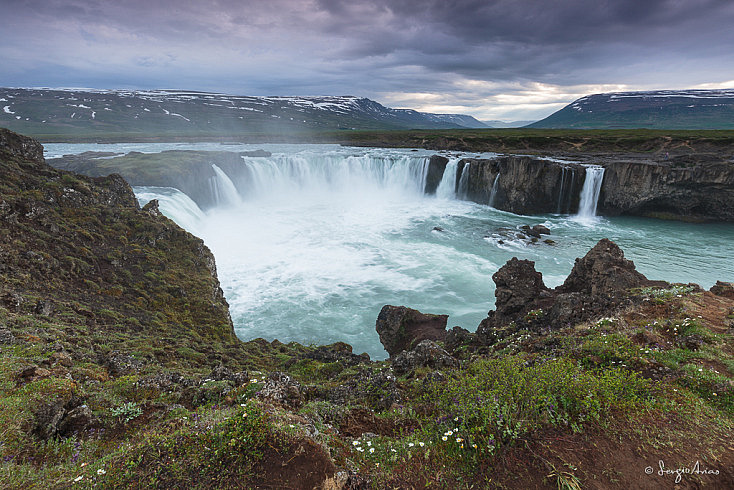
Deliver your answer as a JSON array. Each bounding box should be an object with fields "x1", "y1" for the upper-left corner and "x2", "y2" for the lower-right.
[
  {"x1": 0, "y1": 87, "x2": 487, "y2": 137},
  {"x1": 529, "y1": 88, "x2": 734, "y2": 129}
]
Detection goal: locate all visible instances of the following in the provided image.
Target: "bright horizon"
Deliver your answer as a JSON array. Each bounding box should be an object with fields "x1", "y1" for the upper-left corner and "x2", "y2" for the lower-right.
[{"x1": 2, "y1": 1, "x2": 734, "y2": 122}]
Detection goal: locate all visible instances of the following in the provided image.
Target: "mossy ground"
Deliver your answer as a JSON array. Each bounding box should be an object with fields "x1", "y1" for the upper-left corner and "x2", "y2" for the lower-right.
[
  {"x1": 1, "y1": 286, "x2": 732, "y2": 488},
  {"x1": 1, "y1": 130, "x2": 733, "y2": 488}
]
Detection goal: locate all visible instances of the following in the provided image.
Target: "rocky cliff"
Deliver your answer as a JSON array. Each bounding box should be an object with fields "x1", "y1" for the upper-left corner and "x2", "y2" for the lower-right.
[
  {"x1": 0, "y1": 128, "x2": 234, "y2": 346},
  {"x1": 450, "y1": 154, "x2": 734, "y2": 221}
]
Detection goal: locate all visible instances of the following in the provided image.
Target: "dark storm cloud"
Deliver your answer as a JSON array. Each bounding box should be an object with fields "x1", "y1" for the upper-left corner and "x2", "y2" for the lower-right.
[{"x1": 2, "y1": 0, "x2": 734, "y2": 119}]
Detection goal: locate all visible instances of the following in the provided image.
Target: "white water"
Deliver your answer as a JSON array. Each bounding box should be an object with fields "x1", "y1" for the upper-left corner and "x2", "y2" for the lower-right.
[
  {"x1": 44, "y1": 143, "x2": 734, "y2": 359},
  {"x1": 435, "y1": 158, "x2": 460, "y2": 199},
  {"x1": 576, "y1": 166, "x2": 605, "y2": 220},
  {"x1": 488, "y1": 174, "x2": 500, "y2": 208},
  {"x1": 457, "y1": 162, "x2": 471, "y2": 199},
  {"x1": 210, "y1": 164, "x2": 241, "y2": 206}
]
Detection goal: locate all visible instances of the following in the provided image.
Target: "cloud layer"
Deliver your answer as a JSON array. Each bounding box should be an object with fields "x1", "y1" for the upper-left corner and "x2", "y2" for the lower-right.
[{"x1": 2, "y1": 0, "x2": 734, "y2": 120}]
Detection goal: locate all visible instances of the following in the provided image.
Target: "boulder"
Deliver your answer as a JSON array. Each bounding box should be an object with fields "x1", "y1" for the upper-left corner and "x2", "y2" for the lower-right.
[
  {"x1": 376, "y1": 305, "x2": 448, "y2": 357},
  {"x1": 533, "y1": 224, "x2": 551, "y2": 235},
  {"x1": 57, "y1": 405, "x2": 101, "y2": 437},
  {"x1": 559, "y1": 238, "x2": 647, "y2": 297}
]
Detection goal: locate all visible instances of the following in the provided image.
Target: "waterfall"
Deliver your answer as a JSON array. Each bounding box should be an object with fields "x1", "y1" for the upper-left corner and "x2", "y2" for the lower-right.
[
  {"x1": 488, "y1": 174, "x2": 500, "y2": 207},
  {"x1": 210, "y1": 164, "x2": 241, "y2": 206},
  {"x1": 556, "y1": 166, "x2": 576, "y2": 214},
  {"x1": 134, "y1": 186, "x2": 205, "y2": 233},
  {"x1": 577, "y1": 165, "x2": 604, "y2": 218},
  {"x1": 237, "y1": 154, "x2": 430, "y2": 198},
  {"x1": 456, "y1": 162, "x2": 471, "y2": 199},
  {"x1": 435, "y1": 158, "x2": 460, "y2": 199}
]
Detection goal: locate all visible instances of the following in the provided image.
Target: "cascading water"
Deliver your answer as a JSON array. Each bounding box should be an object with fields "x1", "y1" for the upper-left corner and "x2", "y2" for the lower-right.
[
  {"x1": 135, "y1": 186, "x2": 205, "y2": 233},
  {"x1": 435, "y1": 158, "x2": 460, "y2": 199},
  {"x1": 44, "y1": 143, "x2": 734, "y2": 359},
  {"x1": 210, "y1": 164, "x2": 241, "y2": 206},
  {"x1": 488, "y1": 174, "x2": 500, "y2": 208},
  {"x1": 456, "y1": 162, "x2": 471, "y2": 199},
  {"x1": 576, "y1": 165, "x2": 605, "y2": 219}
]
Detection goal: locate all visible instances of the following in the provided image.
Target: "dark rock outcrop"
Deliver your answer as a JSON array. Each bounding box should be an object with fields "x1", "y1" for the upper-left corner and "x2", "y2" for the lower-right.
[
  {"x1": 391, "y1": 340, "x2": 459, "y2": 375},
  {"x1": 454, "y1": 153, "x2": 734, "y2": 222},
  {"x1": 424, "y1": 155, "x2": 448, "y2": 194},
  {"x1": 477, "y1": 239, "x2": 651, "y2": 344},
  {"x1": 558, "y1": 238, "x2": 647, "y2": 296},
  {"x1": 376, "y1": 305, "x2": 449, "y2": 357},
  {"x1": 710, "y1": 281, "x2": 734, "y2": 299}
]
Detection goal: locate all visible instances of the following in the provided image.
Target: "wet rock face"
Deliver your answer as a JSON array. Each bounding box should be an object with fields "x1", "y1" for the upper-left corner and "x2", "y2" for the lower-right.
[
  {"x1": 424, "y1": 155, "x2": 449, "y2": 194},
  {"x1": 559, "y1": 238, "x2": 647, "y2": 296},
  {"x1": 376, "y1": 305, "x2": 449, "y2": 357}
]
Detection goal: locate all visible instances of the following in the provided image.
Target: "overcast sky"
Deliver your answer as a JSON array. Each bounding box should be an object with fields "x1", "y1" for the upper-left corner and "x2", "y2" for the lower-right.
[{"x1": 2, "y1": 0, "x2": 734, "y2": 121}]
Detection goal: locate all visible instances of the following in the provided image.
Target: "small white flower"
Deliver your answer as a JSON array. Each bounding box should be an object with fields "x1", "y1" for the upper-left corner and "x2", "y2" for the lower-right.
[
  {"x1": 442, "y1": 436, "x2": 448, "y2": 441},
  {"x1": 250, "y1": 378, "x2": 258, "y2": 383},
  {"x1": 73, "y1": 476, "x2": 83, "y2": 482},
  {"x1": 456, "y1": 437, "x2": 463, "y2": 443},
  {"x1": 289, "y1": 424, "x2": 294, "y2": 428},
  {"x1": 356, "y1": 447, "x2": 364, "y2": 452},
  {"x1": 97, "y1": 469, "x2": 106, "y2": 475},
  {"x1": 366, "y1": 441, "x2": 371, "y2": 446},
  {"x1": 352, "y1": 440, "x2": 360, "y2": 446},
  {"x1": 240, "y1": 403, "x2": 246, "y2": 407},
  {"x1": 418, "y1": 442, "x2": 425, "y2": 447},
  {"x1": 369, "y1": 448, "x2": 375, "y2": 453},
  {"x1": 408, "y1": 442, "x2": 414, "y2": 447}
]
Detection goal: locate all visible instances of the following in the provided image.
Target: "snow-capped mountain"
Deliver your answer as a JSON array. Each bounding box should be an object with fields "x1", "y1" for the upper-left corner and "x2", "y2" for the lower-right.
[
  {"x1": 0, "y1": 88, "x2": 487, "y2": 138},
  {"x1": 529, "y1": 89, "x2": 734, "y2": 129}
]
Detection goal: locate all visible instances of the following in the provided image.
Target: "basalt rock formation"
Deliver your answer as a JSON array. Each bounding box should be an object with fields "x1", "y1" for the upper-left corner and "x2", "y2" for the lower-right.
[
  {"x1": 449, "y1": 155, "x2": 734, "y2": 221},
  {"x1": 477, "y1": 238, "x2": 656, "y2": 343},
  {"x1": 424, "y1": 155, "x2": 449, "y2": 194},
  {"x1": 376, "y1": 305, "x2": 449, "y2": 357}
]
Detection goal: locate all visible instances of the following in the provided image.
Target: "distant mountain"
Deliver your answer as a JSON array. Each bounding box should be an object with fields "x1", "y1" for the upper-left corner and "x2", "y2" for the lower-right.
[
  {"x1": 0, "y1": 88, "x2": 487, "y2": 138},
  {"x1": 480, "y1": 120, "x2": 537, "y2": 128},
  {"x1": 528, "y1": 89, "x2": 734, "y2": 129}
]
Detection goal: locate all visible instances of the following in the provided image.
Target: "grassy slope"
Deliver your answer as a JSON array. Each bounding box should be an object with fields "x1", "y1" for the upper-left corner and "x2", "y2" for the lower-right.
[{"x1": 1, "y1": 129, "x2": 733, "y2": 488}]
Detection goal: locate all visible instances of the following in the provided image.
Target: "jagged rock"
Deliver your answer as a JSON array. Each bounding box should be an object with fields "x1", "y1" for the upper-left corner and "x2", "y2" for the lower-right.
[
  {"x1": 391, "y1": 340, "x2": 459, "y2": 376},
  {"x1": 559, "y1": 238, "x2": 647, "y2": 296},
  {"x1": 424, "y1": 155, "x2": 449, "y2": 194},
  {"x1": 432, "y1": 226, "x2": 444, "y2": 232},
  {"x1": 710, "y1": 281, "x2": 734, "y2": 299},
  {"x1": 492, "y1": 258, "x2": 549, "y2": 324},
  {"x1": 257, "y1": 372, "x2": 303, "y2": 408},
  {"x1": 376, "y1": 305, "x2": 449, "y2": 357},
  {"x1": 533, "y1": 224, "x2": 551, "y2": 235},
  {"x1": 478, "y1": 239, "x2": 652, "y2": 344},
  {"x1": 142, "y1": 199, "x2": 162, "y2": 217},
  {"x1": 444, "y1": 326, "x2": 476, "y2": 353}
]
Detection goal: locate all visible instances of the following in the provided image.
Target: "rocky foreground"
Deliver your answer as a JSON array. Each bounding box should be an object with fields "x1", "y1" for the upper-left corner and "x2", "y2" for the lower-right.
[{"x1": 2, "y1": 128, "x2": 734, "y2": 488}]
